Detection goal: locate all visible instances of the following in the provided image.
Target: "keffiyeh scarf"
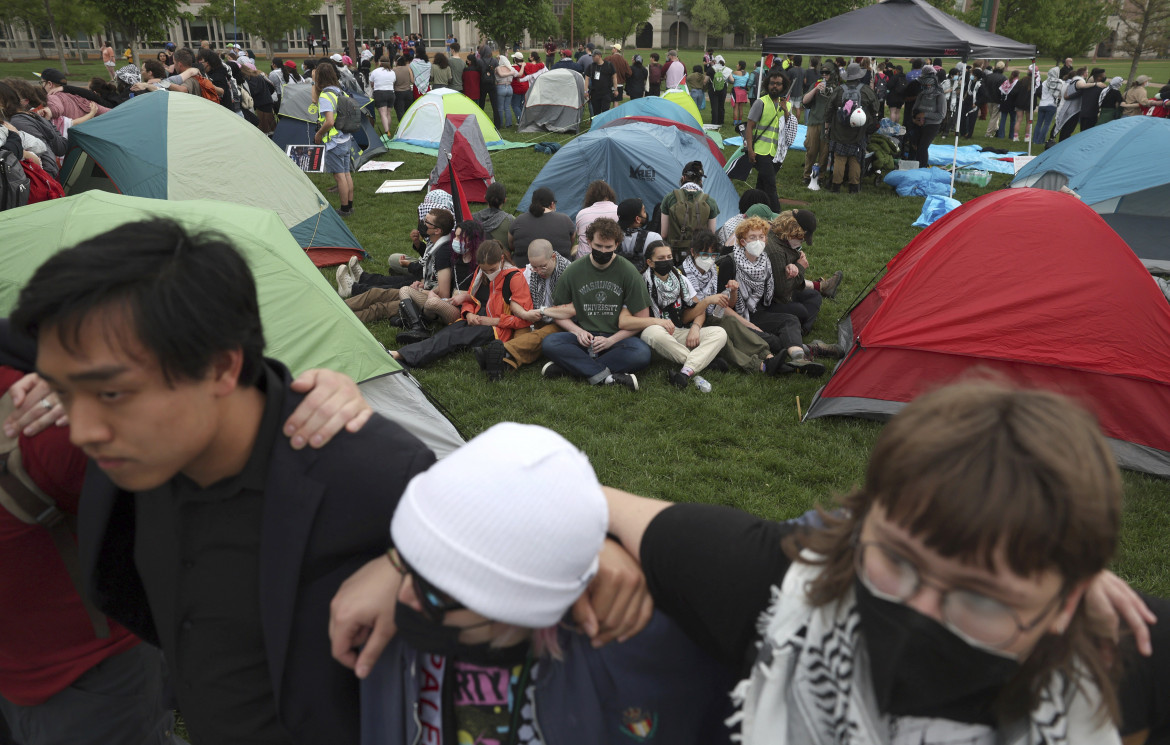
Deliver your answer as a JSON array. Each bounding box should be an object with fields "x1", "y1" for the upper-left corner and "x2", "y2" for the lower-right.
[
  {"x1": 526, "y1": 253, "x2": 571, "y2": 318},
  {"x1": 732, "y1": 246, "x2": 773, "y2": 319}
]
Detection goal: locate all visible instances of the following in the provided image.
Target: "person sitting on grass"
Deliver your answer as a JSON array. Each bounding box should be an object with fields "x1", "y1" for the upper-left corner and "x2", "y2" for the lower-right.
[
  {"x1": 611, "y1": 239, "x2": 730, "y2": 391},
  {"x1": 390, "y1": 240, "x2": 531, "y2": 372},
  {"x1": 682, "y1": 231, "x2": 806, "y2": 377},
  {"x1": 717, "y1": 218, "x2": 824, "y2": 377},
  {"x1": 539, "y1": 218, "x2": 652, "y2": 391},
  {"x1": 471, "y1": 182, "x2": 513, "y2": 246},
  {"x1": 762, "y1": 211, "x2": 841, "y2": 337},
  {"x1": 474, "y1": 239, "x2": 576, "y2": 381},
  {"x1": 616, "y1": 196, "x2": 663, "y2": 272}
]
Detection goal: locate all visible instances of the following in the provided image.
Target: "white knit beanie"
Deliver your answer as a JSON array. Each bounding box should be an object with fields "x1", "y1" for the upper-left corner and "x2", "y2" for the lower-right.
[{"x1": 391, "y1": 422, "x2": 607, "y2": 628}]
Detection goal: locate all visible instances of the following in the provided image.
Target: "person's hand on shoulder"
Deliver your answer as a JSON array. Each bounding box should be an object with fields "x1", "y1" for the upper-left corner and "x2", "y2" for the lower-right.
[
  {"x1": 284, "y1": 368, "x2": 373, "y2": 450},
  {"x1": 3, "y1": 372, "x2": 67, "y2": 438}
]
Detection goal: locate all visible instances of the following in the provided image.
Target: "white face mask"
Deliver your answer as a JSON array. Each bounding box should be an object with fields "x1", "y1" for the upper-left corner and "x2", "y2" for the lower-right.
[
  {"x1": 451, "y1": 240, "x2": 464, "y2": 255},
  {"x1": 695, "y1": 256, "x2": 715, "y2": 273},
  {"x1": 483, "y1": 267, "x2": 502, "y2": 281},
  {"x1": 745, "y1": 240, "x2": 765, "y2": 258}
]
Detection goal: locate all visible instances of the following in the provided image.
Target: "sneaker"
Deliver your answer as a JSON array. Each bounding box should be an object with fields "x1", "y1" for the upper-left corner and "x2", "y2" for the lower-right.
[
  {"x1": 347, "y1": 254, "x2": 363, "y2": 283},
  {"x1": 787, "y1": 358, "x2": 827, "y2": 377},
  {"x1": 472, "y1": 345, "x2": 488, "y2": 371},
  {"x1": 669, "y1": 370, "x2": 690, "y2": 390},
  {"x1": 762, "y1": 355, "x2": 788, "y2": 376},
  {"x1": 335, "y1": 264, "x2": 354, "y2": 299},
  {"x1": 482, "y1": 340, "x2": 507, "y2": 381},
  {"x1": 809, "y1": 339, "x2": 845, "y2": 359},
  {"x1": 707, "y1": 357, "x2": 730, "y2": 373},
  {"x1": 541, "y1": 361, "x2": 568, "y2": 379},
  {"x1": 818, "y1": 270, "x2": 843, "y2": 299},
  {"x1": 338, "y1": 206, "x2": 353, "y2": 218},
  {"x1": 608, "y1": 373, "x2": 639, "y2": 391},
  {"x1": 848, "y1": 184, "x2": 860, "y2": 194},
  {"x1": 801, "y1": 176, "x2": 811, "y2": 186}
]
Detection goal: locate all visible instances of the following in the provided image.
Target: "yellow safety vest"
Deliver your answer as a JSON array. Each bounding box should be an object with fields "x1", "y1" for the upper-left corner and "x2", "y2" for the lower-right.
[
  {"x1": 752, "y1": 95, "x2": 790, "y2": 157},
  {"x1": 317, "y1": 89, "x2": 342, "y2": 143}
]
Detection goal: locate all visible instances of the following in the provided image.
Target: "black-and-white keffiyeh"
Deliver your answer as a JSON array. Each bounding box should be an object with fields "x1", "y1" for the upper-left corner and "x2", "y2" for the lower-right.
[
  {"x1": 643, "y1": 267, "x2": 689, "y2": 322},
  {"x1": 727, "y1": 557, "x2": 1120, "y2": 745},
  {"x1": 718, "y1": 214, "x2": 745, "y2": 246},
  {"x1": 419, "y1": 235, "x2": 451, "y2": 290},
  {"x1": 417, "y1": 189, "x2": 453, "y2": 222},
  {"x1": 682, "y1": 256, "x2": 720, "y2": 316},
  {"x1": 732, "y1": 246, "x2": 773, "y2": 319},
  {"x1": 527, "y1": 252, "x2": 571, "y2": 319}
]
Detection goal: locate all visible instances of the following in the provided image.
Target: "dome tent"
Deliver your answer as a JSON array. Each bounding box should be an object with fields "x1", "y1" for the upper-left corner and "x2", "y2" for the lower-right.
[
  {"x1": 272, "y1": 82, "x2": 387, "y2": 169},
  {"x1": 804, "y1": 189, "x2": 1170, "y2": 478},
  {"x1": 589, "y1": 96, "x2": 724, "y2": 149},
  {"x1": 0, "y1": 192, "x2": 464, "y2": 459},
  {"x1": 58, "y1": 92, "x2": 365, "y2": 268},
  {"x1": 516, "y1": 121, "x2": 738, "y2": 230},
  {"x1": 518, "y1": 68, "x2": 586, "y2": 133},
  {"x1": 389, "y1": 89, "x2": 527, "y2": 152}
]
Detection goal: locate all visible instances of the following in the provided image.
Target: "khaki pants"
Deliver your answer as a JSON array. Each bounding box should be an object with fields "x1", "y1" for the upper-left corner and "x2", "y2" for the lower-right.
[
  {"x1": 346, "y1": 287, "x2": 400, "y2": 324},
  {"x1": 831, "y1": 154, "x2": 862, "y2": 186},
  {"x1": 400, "y1": 286, "x2": 461, "y2": 325},
  {"x1": 802, "y1": 123, "x2": 830, "y2": 180},
  {"x1": 710, "y1": 314, "x2": 771, "y2": 372},
  {"x1": 984, "y1": 103, "x2": 1001, "y2": 136},
  {"x1": 640, "y1": 324, "x2": 727, "y2": 373},
  {"x1": 502, "y1": 322, "x2": 559, "y2": 368}
]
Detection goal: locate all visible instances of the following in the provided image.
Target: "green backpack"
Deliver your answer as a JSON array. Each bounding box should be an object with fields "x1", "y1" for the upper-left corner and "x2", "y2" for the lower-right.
[{"x1": 665, "y1": 189, "x2": 711, "y2": 252}]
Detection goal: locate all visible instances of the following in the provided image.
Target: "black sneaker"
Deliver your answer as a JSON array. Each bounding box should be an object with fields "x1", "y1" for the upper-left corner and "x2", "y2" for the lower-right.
[
  {"x1": 338, "y1": 206, "x2": 353, "y2": 217},
  {"x1": 848, "y1": 184, "x2": 860, "y2": 194},
  {"x1": 818, "y1": 270, "x2": 843, "y2": 299},
  {"x1": 472, "y1": 345, "x2": 488, "y2": 370},
  {"x1": 669, "y1": 370, "x2": 690, "y2": 390},
  {"x1": 763, "y1": 355, "x2": 789, "y2": 376},
  {"x1": 608, "y1": 373, "x2": 639, "y2": 391},
  {"x1": 707, "y1": 357, "x2": 731, "y2": 373},
  {"x1": 541, "y1": 361, "x2": 568, "y2": 379},
  {"x1": 482, "y1": 340, "x2": 507, "y2": 381},
  {"x1": 809, "y1": 339, "x2": 845, "y2": 359},
  {"x1": 788, "y1": 358, "x2": 827, "y2": 377},
  {"x1": 830, "y1": 183, "x2": 842, "y2": 193}
]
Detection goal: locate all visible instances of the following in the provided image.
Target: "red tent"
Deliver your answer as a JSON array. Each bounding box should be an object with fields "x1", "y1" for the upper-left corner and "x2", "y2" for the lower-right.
[
  {"x1": 805, "y1": 188, "x2": 1170, "y2": 478},
  {"x1": 427, "y1": 114, "x2": 495, "y2": 203}
]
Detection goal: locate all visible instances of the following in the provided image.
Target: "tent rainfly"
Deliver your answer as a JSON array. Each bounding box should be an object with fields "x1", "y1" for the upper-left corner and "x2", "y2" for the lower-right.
[
  {"x1": 273, "y1": 82, "x2": 387, "y2": 168},
  {"x1": 0, "y1": 191, "x2": 465, "y2": 459},
  {"x1": 392, "y1": 89, "x2": 508, "y2": 150},
  {"x1": 804, "y1": 189, "x2": 1170, "y2": 478},
  {"x1": 427, "y1": 115, "x2": 496, "y2": 203},
  {"x1": 518, "y1": 68, "x2": 586, "y2": 133}
]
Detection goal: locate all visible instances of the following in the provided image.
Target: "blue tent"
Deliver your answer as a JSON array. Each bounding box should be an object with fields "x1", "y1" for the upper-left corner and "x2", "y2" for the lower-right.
[
  {"x1": 516, "y1": 121, "x2": 739, "y2": 229},
  {"x1": 1011, "y1": 117, "x2": 1170, "y2": 271},
  {"x1": 590, "y1": 96, "x2": 724, "y2": 148}
]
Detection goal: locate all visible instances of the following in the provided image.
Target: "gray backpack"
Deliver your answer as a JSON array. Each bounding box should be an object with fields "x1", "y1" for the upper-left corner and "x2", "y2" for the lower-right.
[{"x1": 0, "y1": 148, "x2": 30, "y2": 212}]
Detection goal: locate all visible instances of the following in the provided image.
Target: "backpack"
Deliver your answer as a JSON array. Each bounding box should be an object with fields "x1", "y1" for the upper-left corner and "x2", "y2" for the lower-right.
[
  {"x1": 228, "y1": 75, "x2": 248, "y2": 111},
  {"x1": 0, "y1": 148, "x2": 30, "y2": 212},
  {"x1": 838, "y1": 83, "x2": 864, "y2": 126},
  {"x1": 322, "y1": 90, "x2": 362, "y2": 133},
  {"x1": 194, "y1": 75, "x2": 221, "y2": 103},
  {"x1": 0, "y1": 392, "x2": 109, "y2": 638},
  {"x1": 665, "y1": 189, "x2": 711, "y2": 252},
  {"x1": 874, "y1": 73, "x2": 889, "y2": 101},
  {"x1": 23, "y1": 158, "x2": 63, "y2": 204}
]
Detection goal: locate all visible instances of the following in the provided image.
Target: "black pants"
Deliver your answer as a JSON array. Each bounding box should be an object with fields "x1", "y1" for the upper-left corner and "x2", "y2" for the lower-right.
[
  {"x1": 589, "y1": 93, "x2": 611, "y2": 116},
  {"x1": 355, "y1": 272, "x2": 413, "y2": 293},
  {"x1": 398, "y1": 321, "x2": 494, "y2": 368},
  {"x1": 750, "y1": 308, "x2": 802, "y2": 350},
  {"x1": 709, "y1": 85, "x2": 726, "y2": 124},
  {"x1": 916, "y1": 123, "x2": 940, "y2": 168},
  {"x1": 484, "y1": 80, "x2": 501, "y2": 127},
  {"x1": 960, "y1": 107, "x2": 978, "y2": 138},
  {"x1": 753, "y1": 156, "x2": 781, "y2": 213},
  {"x1": 1058, "y1": 114, "x2": 1079, "y2": 142},
  {"x1": 768, "y1": 287, "x2": 823, "y2": 335},
  {"x1": 649, "y1": 82, "x2": 661, "y2": 96},
  {"x1": 394, "y1": 90, "x2": 412, "y2": 120}
]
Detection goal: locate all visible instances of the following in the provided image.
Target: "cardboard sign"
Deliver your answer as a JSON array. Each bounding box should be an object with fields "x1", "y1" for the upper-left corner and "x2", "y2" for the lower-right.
[{"x1": 286, "y1": 144, "x2": 325, "y2": 173}]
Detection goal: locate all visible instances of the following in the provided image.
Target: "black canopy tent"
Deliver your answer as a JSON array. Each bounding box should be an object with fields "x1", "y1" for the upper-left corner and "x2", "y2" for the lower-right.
[
  {"x1": 758, "y1": 0, "x2": 1036, "y2": 185},
  {"x1": 760, "y1": 0, "x2": 1036, "y2": 60}
]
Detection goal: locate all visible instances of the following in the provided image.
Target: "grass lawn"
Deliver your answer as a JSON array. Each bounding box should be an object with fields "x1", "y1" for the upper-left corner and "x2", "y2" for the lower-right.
[{"x1": 0, "y1": 54, "x2": 1167, "y2": 599}]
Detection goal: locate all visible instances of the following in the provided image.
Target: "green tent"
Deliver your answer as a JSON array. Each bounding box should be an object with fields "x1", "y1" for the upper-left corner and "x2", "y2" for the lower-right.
[
  {"x1": 0, "y1": 191, "x2": 463, "y2": 458},
  {"x1": 388, "y1": 89, "x2": 529, "y2": 154},
  {"x1": 661, "y1": 89, "x2": 705, "y2": 129},
  {"x1": 58, "y1": 92, "x2": 365, "y2": 268}
]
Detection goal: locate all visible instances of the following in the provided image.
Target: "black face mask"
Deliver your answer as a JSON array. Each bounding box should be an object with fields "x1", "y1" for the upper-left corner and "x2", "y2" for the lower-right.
[
  {"x1": 854, "y1": 578, "x2": 1021, "y2": 725},
  {"x1": 394, "y1": 603, "x2": 530, "y2": 668},
  {"x1": 653, "y1": 260, "x2": 674, "y2": 275},
  {"x1": 592, "y1": 250, "x2": 615, "y2": 266}
]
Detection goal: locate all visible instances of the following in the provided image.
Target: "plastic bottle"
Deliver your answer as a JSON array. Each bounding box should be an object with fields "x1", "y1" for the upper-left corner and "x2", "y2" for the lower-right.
[
  {"x1": 710, "y1": 288, "x2": 732, "y2": 319},
  {"x1": 694, "y1": 376, "x2": 712, "y2": 393}
]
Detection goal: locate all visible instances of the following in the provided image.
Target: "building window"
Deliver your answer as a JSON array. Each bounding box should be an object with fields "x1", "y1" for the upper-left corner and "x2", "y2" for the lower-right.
[{"x1": 421, "y1": 13, "x2": 452, "y2": 50}]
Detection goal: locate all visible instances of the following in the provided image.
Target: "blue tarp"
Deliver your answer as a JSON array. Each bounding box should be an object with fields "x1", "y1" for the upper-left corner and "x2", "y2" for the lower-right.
[
  {"x1": 926, "y1": 143, "x2": 1020, "y2": 173},
  {"x1": 913, "y1": 195, "x2": 962, "y2": 227},
  {"x1": 884, "y1": 167, "x2": 955, "y2": 197},
  {"x1": 1010, "y1": 117, "x2": 1170, "y2": 208},
  {"x1": 517, "y1": 121, "x2": 740, "y2": 229}
]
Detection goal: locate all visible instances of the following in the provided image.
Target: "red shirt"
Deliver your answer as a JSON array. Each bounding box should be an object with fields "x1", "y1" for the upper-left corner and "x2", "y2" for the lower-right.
[{"x1": 0, "y1": 367, "x2": 137, "y2": 706}]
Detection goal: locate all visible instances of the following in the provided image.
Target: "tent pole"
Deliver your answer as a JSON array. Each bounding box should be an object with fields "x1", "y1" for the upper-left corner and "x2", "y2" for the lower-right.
[
  {"x1": 949, "y1": 59, "x2": 967, "y2": 196},
  {"x1": 756, "y1": 54, "x2": 766, "y2": 98},
  {"x1": 1027, "y1": 56, "x2": 1035, "y2": 155}
]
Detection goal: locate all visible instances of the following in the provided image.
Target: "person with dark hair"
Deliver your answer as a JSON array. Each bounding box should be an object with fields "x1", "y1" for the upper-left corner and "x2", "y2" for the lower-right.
[
  {"x1": 648, "y1": 52, "x2": 663, "y2": 96},
  {"x1": 616, "y1": 197, "x2": 662, "y2": 271},
  {"x1": 391, "y1": 55, "x2": 415, "y2": 121},
  {"x1": 801, "y1": 59, "x2": 839, "y2": 189},
  {"x1": 587, "y1": 49, "x2": 617, "y2": 115},
  {"x1": 447, "y1": 43, "x2": 465, "y2": 93},
  {"x1": 390, "y1": 238, "x2": 533, "y2": 372},
  {"x1": 472, "y1": 181, "x2": 513, "y2": 245},
  {"x1": 660, "y1": 161, "x2": 720, "y2": 261},
  {"x1": 478, "y1": 44, "x2": 502, "y2": 127},
  {"x1": 827, "y1": 62, "x2": 878, "y2": 194},
  {"x1": 195, "y1": 47, "x2": 234, "y2": 110},
  {"x1": 1077, "y1": 68, "x2": 1109, "y2": 132},
  {"x1": 429, "y1": 52, "x2": 452, "y2": 89},
  {"x1": 507, "y1": 186, "x2": 576, "y2": 265},
  {"x1": 10, "y1": 218, "x2": 434, "y2": 745},
  {"x1": 539, "y1": 218, "x2": 652, "y2": 390},
  {"x1": 0, "y1": 80, "x2": 66, "y2": 180},
  {"x1": 626, "y1": 54, "x2": 648, "y2": 99},
  {"x1": 313, "y1": 62, "x2": 356, "y2": 216},
  {"x1": 911, "y1": 67, "x2": 946, "y2": 167},
  {"x1": 36, "y1": 68, "x2": 107, "y2": 127},
  {"x1": 575, "y1": 179, "x2": 619, "y2": 257},
  {"x1": 744, "y1": 69, "x2": 791, "y2": 211}
]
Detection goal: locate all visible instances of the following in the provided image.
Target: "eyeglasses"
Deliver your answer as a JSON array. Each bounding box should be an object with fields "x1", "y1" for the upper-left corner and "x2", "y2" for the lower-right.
[
  {"x1": 389, "y1": 550, "x2": 465, "y2": 622},
  {"x1": 854, "y1": 541, "x2": 1064, "y2": 651},
  {"x1": 697, "y1": 251, "x2": 720, "y2": 260},
  {"x1": 423, "y1": 221, "x2": 438, "y2": 229}
]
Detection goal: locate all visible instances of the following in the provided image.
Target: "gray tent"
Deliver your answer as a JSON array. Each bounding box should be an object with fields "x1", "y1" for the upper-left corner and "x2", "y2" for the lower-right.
[
  {"x1": 518, "y1": 68, "x2": 586, "y2": 134},
  {"x1": 273, "y1": 82, "x2": 387, "y2": 168},
  {"x1": 761, "y1": 0, "x2": 1036, "y2": 60}
]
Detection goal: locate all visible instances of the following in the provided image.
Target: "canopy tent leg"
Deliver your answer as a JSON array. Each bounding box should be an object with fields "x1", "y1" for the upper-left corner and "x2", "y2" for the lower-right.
[
  {"x1": 949, "y1": 61, "x2": 968, "y2": 196},
  {"x1": 1027, "y1": 57, "x2": 1035, "y2": 156}
]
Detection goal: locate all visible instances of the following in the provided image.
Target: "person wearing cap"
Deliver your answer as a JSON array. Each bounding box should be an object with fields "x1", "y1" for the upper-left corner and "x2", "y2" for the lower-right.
[
  {"x1": 1121, "y1": 74, "x2": 1151, "y2": 117},
  {"x1": 801, "y1": 59, "x2": 839, "y2": 189},
  {"x1": 762, "y1": 212, "x2": 842, "y2": 342},
  {"x1": 626, "y1": 54, "x2": 648, "y2": 99},
  {"x1": 606, "y1": 43, "x2": 631, "y2": 100},
  {"x1": 37, "y1": 69, "x2": 109, "y2": 124},
  {"x1": 827, "y1": 61, "x2": 877, "y2": 194},
  {"x1": 551, "y1": 48, "x2": 582, "y2": 74},
  {"x1": 664, "y1": 49, "x2": 686, "y2": 90},
  {"x1": 357, "y1": 422, "x2": 735, "y2": 745},
  {"x1": 587, "y1": 49, "x2": 617, "y2": 115},
  {"x1": 744, "y1": 68, "x2": 791, "y2": 211},
  {"x1": 660, "y1": 161, "x2": 720, "y2": 261}
]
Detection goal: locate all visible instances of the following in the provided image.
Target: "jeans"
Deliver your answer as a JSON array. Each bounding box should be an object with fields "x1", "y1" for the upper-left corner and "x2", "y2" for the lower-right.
[
  {"x1": 996, "y1": 108, "x2": 1016, "y2": 138},
  {"x1": 497, "y1": 84, "x2": 514, "y2": 126},
  {"x1": 541, "y1": 332, "x2": 652, "y2": 384},
  {"x1": 690, "y1": 87, "x2": 706, "y2": 111},
  {"x1": 1034, "y1": 105, "x2": 1057, "y2": 142},
  {"x1": 511, "y1": 88, "x2": 525, "y2": 125}
]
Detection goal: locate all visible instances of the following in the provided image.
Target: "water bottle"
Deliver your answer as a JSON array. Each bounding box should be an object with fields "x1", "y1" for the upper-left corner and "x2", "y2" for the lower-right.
[
  {"x1": 694, "y1": 376, "x2": 712, "y2": 393},
  {"x1": 710, "y1": 288, "x2": 731, "y2": 319}
]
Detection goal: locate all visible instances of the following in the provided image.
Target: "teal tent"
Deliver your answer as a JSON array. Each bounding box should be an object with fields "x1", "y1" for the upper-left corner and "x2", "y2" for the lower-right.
[
  {"x1": 0, "y1": 192, "x2": 464, "y2": 458},
  {"x1": 59, "y1": 92, "x2": 365, "y2": 268}
]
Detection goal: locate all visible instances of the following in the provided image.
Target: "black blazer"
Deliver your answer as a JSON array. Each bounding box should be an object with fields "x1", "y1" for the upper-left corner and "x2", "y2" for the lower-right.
[{"x1": 78, "y1": 360, "x2": 436, "y2": 745}]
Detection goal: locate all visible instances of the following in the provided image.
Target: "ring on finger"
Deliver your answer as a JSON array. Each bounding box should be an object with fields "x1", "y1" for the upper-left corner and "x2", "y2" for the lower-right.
[{"x1": 40, "y1": 397, "x2": 53, "y2": 411}]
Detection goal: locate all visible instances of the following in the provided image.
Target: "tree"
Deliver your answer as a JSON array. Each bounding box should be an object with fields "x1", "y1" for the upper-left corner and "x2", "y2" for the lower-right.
[
  {"x1": 100, "y1": 0, "x2": 186, "y2": 66},
  {"x1": 441, "y1": 0, "x2": 555, "y2": 49},
  {"x1": 351, "y1": 0, "x2": 406, "y2": 39},
  {"x1": 575, "y1": 0, "x2": 660, "y2": 46},
  {"x1": 0, "y1": 0, "x2": 101, "y2": 69},
  {"x1": 200, "y1": 0, "x2": 316, "y2": 59},
  {"x1": 1115, "y1": 0, "x2": 1170, "y2": 83},
  {"x1": 688, "y1": 0, "x2": 729, "y2": 51},
  {"x1": 748, "y1": 0, "x2": 856, "y2": 38},
  {"x1": 990, "y1": 0, "x2": 1110, "y2": 62},
  {"x1": 683, "y1": 0, "x2": 752, "y2": 40}
]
